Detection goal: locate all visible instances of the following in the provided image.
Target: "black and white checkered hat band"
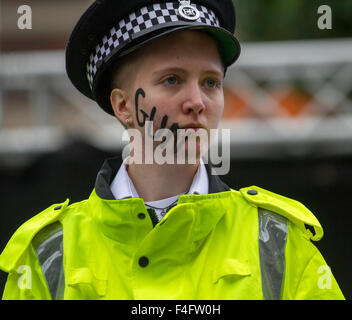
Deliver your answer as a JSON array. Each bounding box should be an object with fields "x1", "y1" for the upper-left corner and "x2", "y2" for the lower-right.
[{"x1": 86, "y1": 2, "x2": 220, "y2": 90}]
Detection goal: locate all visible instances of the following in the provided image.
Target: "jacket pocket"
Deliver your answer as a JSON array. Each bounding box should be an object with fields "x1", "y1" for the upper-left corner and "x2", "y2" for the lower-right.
[
  {"x1": 67, "y1": 268, "x2": 107, "y2": 298},
  {"x1": 213, "y1": 259, "x2": 251, "y2": 284}
]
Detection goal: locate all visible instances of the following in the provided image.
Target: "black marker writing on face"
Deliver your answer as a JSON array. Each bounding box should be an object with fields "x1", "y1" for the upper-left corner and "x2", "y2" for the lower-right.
[
  {"x1": 134, "y1": 88, "x2": 180, "y2": 139},
  {"x1": 135, "y1": 88, "x2": 148, "y2": 127}
]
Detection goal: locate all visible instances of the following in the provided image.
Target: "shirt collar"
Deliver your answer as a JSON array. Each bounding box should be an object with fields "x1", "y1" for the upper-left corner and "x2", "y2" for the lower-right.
[
  {"x1": 95, "y1": 155, "x2": 230, "y2": 200},
  {"x1": 187, "y1": 158, "x2": 209, "y2": 196},
  {"x1": 110, "y1": 157, "x2": 137, "y2": 200},
  {"x1": 110, "y1": 157, "x2": 209, "y2": 200}
]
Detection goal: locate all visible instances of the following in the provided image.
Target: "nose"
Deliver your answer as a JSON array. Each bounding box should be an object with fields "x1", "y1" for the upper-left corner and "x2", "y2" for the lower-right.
[{"x1": 181, "y1": 82, "x2": 205, "y2": 115}]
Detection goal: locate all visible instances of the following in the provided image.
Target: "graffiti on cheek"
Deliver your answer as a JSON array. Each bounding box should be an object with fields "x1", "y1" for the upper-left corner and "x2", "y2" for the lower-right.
[
  {"x1": 134, "y1": 88, "x2": 180, "y2": 137},
  {"x1": 135, "y1": 88, "x2": 152, "y2": 127}
]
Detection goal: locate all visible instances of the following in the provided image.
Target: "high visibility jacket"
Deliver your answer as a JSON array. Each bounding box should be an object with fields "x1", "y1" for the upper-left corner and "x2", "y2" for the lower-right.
[{"x1": 0, "y1": 157, "x2": 345, "y2": 300}]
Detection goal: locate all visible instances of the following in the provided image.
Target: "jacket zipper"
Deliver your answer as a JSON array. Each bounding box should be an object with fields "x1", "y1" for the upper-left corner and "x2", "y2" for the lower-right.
[{"x1": 147, "y1": 208, "x2": 159, "y2": 228}]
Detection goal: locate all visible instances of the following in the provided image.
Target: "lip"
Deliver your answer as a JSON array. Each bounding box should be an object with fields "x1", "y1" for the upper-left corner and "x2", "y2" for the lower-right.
[{"x1": 180, "y1": 124, "x2": 206, "y2": 131}]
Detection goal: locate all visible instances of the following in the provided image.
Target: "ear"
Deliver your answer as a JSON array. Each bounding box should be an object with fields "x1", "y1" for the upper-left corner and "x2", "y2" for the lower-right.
[{"x1": 110, "y1": 88, "x2": 133, "y2": 126}]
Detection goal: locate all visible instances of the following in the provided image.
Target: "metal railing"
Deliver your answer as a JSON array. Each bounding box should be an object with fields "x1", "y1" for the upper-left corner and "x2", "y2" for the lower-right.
[{"x1": 0, "y1": 38, "x2": 352, "y2": 160}]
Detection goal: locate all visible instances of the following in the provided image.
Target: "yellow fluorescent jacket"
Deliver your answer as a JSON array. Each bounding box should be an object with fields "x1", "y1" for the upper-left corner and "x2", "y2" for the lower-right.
[{"x1": 0, "y1": 157, "x2": 345, "y2": 300}]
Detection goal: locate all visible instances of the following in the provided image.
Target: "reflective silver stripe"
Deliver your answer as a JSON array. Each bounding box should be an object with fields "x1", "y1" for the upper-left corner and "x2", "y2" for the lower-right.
[
  {"x1": 32, "y1": 221, "x2": 65, "y2": 300},
  {"x1": 258, "y1": 208, "x2": 288, "y2": 300}
]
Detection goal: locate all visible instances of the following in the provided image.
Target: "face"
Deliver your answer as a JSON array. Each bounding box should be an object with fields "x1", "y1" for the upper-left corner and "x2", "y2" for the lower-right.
[{"x1": 111, "y1": 30, "x2": 225, "y2": 161}]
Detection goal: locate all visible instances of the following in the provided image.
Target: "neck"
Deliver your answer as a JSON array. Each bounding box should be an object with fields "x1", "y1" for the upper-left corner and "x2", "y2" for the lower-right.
[{"x1": 127, "y1": 161, "x2": 200, "y2": 202}]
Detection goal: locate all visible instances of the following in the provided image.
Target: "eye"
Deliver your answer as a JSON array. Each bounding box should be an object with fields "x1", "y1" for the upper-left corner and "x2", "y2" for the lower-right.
[
  {"x1": 204, "y1": 78, "x2": 220, "y2": 89},
  {"x1": 163, "y1": 76, "x2": 178, "y2": 86}
]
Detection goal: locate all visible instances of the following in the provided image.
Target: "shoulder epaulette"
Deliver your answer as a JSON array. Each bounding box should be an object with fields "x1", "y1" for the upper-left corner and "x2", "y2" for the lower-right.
[{"x1": 239, "y1": 186, "x2": 323, "y2": 241}]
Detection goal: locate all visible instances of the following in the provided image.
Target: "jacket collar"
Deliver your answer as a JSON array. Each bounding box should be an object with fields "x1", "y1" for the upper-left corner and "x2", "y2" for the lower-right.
[
  {"x1": 90, "y1": 155, "x2": 232, "y2": 249},
  {"x1": 94, "y1": 155, "x2": 230, "y2": 200}
]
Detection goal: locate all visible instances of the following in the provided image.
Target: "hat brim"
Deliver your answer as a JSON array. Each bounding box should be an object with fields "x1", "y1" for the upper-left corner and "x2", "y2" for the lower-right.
[{"x1": 94, "y1": 23, "x2": 241, "y2": 115}]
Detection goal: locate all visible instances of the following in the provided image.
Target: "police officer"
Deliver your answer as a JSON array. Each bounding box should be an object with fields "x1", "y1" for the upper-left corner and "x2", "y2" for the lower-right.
[{"x1": 0, "y1": 0, "x2": 344, "y2": 300}]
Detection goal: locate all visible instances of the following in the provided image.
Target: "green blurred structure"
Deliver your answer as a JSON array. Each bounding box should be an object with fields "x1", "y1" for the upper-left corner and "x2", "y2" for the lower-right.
[{"x1": 235, "y1": 0, "x2": 352, "y2": 42}]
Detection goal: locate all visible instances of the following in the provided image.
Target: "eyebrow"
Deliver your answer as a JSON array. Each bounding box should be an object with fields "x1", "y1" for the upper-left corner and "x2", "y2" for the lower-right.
[{"x1": 152, "y1": 67, "x2": 224, "y2": 78}]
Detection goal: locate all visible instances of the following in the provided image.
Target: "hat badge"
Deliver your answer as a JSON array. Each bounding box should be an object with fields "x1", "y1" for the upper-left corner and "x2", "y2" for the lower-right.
[{"x1": 178, "y1": 0, "x2": 200, "y2": 21}]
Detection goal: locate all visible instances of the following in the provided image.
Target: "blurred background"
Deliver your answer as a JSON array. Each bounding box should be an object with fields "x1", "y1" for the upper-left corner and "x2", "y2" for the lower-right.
[{"x1": 0, "y1": 0, "x2": 351, "y2": 299}]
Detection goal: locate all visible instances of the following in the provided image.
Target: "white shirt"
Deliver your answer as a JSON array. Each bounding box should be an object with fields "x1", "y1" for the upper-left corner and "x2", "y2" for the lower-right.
[{"x1": 110, "y1": 158, "x2": 209, "y2": 221}]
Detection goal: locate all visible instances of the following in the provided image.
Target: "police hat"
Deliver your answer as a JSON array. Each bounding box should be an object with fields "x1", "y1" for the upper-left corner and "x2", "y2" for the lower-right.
[{"x1": 66, "y1": 0, "x2": 241, "y2": 115}]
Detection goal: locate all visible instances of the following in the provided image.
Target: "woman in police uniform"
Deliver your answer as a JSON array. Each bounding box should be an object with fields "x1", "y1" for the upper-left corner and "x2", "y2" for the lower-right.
[{"x1": 0, "y1": 0, "x2": 344, "y2": 300}]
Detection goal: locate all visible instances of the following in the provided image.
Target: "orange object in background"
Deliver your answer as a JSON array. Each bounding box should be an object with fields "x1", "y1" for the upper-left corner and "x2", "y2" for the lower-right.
[
  {"x1": 270, "y1": 87, "x2": 313, "y2": 117},
  {"x1": 223, "y1": 85, "x2": 316, "y2": 120},
  {"x1": 223, "y1": 87, "x2": 250, "y2": 119}
]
